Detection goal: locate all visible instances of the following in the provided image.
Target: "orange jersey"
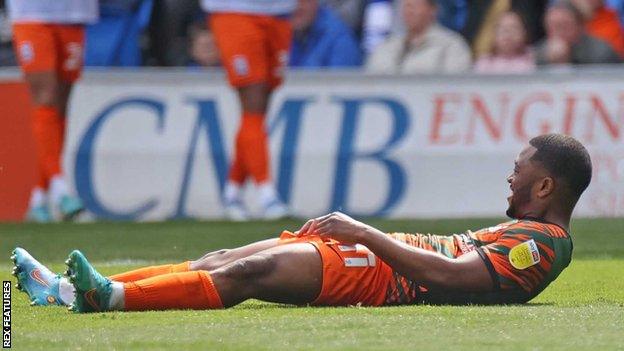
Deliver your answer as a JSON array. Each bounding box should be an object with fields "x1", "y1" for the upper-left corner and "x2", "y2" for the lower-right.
[
  {"x1": 389, "y1": 219, "x2": 572, "y2": 304},
  {"x1": 279, "y1": 218, "x2": 572, "y2": 306}
]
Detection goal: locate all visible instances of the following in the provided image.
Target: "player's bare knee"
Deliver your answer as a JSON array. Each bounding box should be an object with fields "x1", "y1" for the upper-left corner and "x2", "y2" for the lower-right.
[
  {"x1": 191, "y1": 249, "x2": 230, "y2": 271},
  {"x1": 33, "y1": 89, "x2": 57, "y2": 107},
  {"x1": 219, "y1": 254, "x2": 276, "y2": 282}
]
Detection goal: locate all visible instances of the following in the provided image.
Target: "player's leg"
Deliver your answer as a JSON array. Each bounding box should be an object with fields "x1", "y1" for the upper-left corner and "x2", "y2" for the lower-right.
[
  {"x1": 48, "y1": 24, "x2": 86, "y2": 220},
  {"x1": 13, "y1": 23, "x2": 61, "y2": 222},
  {"x1": 66, "y1": 243, "x2": 322, "y2": 312},
  {"x1": 108, "y1": 238, "x2": 280, "y2": 282},
  {"x1": 209, "y1": 13, "x2": 288, "y2": 220},
  {"x1": 209, "y1": 242, "x2": 321, "y2": 307}
]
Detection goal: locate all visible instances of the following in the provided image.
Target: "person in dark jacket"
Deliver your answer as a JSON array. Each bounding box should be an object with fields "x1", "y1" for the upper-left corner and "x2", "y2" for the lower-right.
[{"x1": 290, "y1": 0, "x2": 363, "y2": 67}]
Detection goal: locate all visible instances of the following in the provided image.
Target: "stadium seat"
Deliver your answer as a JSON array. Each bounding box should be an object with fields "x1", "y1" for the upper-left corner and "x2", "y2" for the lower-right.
[{"x1": 85, "y1": 0, "x2": 153, "y2": 67}]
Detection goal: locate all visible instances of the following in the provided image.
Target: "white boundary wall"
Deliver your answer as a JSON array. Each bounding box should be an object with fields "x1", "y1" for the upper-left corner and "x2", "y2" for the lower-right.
[{"x1": 61, "y1": 69, "x2": 624, "y2": 220}]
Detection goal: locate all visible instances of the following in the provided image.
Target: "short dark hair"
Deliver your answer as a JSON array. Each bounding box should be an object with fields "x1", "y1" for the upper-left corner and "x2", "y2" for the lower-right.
[{"x1": 529, "y1": 134, "x2": 592, "y2": 201}]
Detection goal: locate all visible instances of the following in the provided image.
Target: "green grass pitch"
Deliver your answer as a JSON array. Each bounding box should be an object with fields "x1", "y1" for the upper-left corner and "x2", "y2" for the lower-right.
[{"x1": 1, "y1": 218, "x2": 623, "y2": 350}]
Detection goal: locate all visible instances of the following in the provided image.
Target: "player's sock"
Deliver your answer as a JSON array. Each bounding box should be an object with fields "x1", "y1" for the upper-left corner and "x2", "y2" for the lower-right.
[
  {"x1": 26, "y1": 187, "x2": 52, "y2": 222},
  {"x1": 109, "y1": 282, "x2": 125, "y2": 310},
  {"x1": 28, "y1": 187, "x2": 47, "y2": 209},
  {"x1": 123, "y1": 271, "x2": 223, "y2": 311},
  {"x1": 108, "y1": 261, "x2": 191, "y2": 283},
  {"x1": 49, "y1": 175, "x2": 68, "y2": 205},
  {"x1": 32, "y1": 105, "x2": 63, "y2": 183},
  {"x1": 258, "y1": 182, "x2": 280, "y2": 207},
  {"x1": 229, "y1": 136, "x2": 247, "y2": 184},
  {"x1": 239, "y1": 112, "x2": 270, "y2": 184},
  {"x1": 223, "y1": 181, "x2": 249, "y2": 221},
  {"x1": 223, "y1": 181, "x2": 243, "y2": 205},
  {"x1": 58, "y1": 277, "x2": 76, "y2": 305},
  {"x1": 257, "y1": 181, "x2": 288, "y2": 219}
]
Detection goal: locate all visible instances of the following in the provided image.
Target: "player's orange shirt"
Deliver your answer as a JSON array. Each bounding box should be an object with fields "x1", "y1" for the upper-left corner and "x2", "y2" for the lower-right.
[{"x1": 388, "y1": 219, "x2": 573, "y2": 304}]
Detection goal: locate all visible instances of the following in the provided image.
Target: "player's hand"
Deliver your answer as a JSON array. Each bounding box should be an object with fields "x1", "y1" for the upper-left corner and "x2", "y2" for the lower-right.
[{"x1": 298, "y1": 212, "x2": 369, "y2": 245}]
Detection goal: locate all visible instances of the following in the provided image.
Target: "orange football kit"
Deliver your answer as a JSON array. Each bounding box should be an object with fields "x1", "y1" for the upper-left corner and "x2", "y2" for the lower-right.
[{"x1": 103, "y1": 219, "x2": 572, "y2": 310}]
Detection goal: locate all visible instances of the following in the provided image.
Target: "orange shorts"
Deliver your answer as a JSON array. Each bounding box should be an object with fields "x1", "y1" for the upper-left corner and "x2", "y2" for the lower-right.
[
  {"x1": 209, "y1": 13, "x2": 292, "y2": 88},
  {"x1": 278, "y1": 231, "x2": 421, "y2": 306},
  {"x1": 12, "y1": 23, "x2": 85, "y2": 82}
]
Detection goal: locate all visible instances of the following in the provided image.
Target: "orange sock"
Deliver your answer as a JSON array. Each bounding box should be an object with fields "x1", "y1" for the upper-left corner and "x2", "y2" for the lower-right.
[
  {"x1": 32, "y1": 105, "x2": 64, "y2": 189},
  {"x1": 229, "y1": 112, "x2": 270, "y2": 184},
  {"x1": 109, "y1": 261, "x2": 190, "y2": 283},
  {"x1": 228, "y1": 124, "x2": 247, "y2": 184},
  {"x1": 123, "y1": 271, "x2": 223, "y2": 311}
]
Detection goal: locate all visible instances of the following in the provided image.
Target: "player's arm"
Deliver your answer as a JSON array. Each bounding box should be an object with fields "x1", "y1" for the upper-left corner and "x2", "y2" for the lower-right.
[
  {"x1": 357, "y1": 227, "x2": 493, "y2": 291},
  {"x1": 300, "y1": 212, "x2": 493, "y2": 291}
]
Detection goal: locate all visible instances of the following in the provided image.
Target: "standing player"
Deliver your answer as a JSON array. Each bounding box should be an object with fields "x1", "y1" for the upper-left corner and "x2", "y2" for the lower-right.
[
  {"x1": 201, "y1": 0, "x2": 295, "y2": 220},
  {"x1": 7, "y1": 0, "x2": 98, "y2": 222},
  {"x1": 12, "y1": 134, "x2": 592, "y2": 310}
]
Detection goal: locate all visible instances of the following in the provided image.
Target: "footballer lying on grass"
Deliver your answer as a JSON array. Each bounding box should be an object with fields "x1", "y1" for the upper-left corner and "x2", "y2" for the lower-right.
[{"x1": 11, "y1": 133, "x2": 592, "y2": 311}]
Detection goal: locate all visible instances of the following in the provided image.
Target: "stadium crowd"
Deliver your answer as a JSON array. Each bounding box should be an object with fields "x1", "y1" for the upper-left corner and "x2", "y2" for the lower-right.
[{"x1": 2, "y1": 0, "x2": 624, "y2": 72}]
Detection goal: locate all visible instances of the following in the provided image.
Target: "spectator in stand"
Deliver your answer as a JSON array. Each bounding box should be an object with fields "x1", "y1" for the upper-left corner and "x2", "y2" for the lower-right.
[
  {"x1": 572, "y1": 0, "x2": 624, "y2": 57},
  {"x1": 0, "y1": 3, "x2": 17, "y2": 66},
  {"x1": 366, "y1": 0, "x2": 472, "y2": 74},
  {"x1": 475, "y1": 10, "x2": 535, "y2": 73},
  {"x1": 188, "y1": 22, "x2": 220, "y2": 67},
  {"x1": 290, "y1": 0, "x2": 362, "y2": 68},
  {"x1": 320, "y1": 0, "x2": 366, "y2": 37},
  {"x1": 361, "y1": 0, "x2": 468, "y2": 54},
  {"x1": 148, "y1": 0, "x2": 202, "y2": 66},
  {"x1": 536, "y1": 1, "x2": 621, "y2": 65},
  {"x1": 465, "y1": 0, "x2": 548, "y2": 59}
]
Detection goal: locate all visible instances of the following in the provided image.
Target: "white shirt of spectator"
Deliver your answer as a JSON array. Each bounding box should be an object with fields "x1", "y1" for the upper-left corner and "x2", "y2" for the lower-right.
[
  {"x1": 7, "y1": 0, "x2": 99, "y2": 24},
  {"x1": 366, "y1": 23, "x2": 472, "y2": 74},
  {"x1": 201, "y1": 0, "x2": 297, "y2": 16}
]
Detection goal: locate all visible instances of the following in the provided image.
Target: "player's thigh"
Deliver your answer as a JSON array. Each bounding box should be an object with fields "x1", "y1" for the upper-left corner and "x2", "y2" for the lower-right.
[
  {"x1": 266, "y1": 18, "x2": 292, "y2": 89},
  {"x1": 54, "y1": 24, "x2": 85, "y2": 83},
  {"x1": 213, "y1": 242, "x2": 322, "y2": 306},
  {"x1": 208, "y1": 14, "x2": 270, "y2": 87},
  {"x1": 249, "y1": 243, "x2": 322, "y2": 304}
]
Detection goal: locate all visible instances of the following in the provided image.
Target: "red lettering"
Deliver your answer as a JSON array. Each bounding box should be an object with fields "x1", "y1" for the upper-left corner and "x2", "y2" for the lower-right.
[
  {"x1": 430, "y1": 93, "x2": 462, "y2": 145},
  {"x1": 562, "y1": 94, "x2": 577, "y2": 135},
  {"x1": 514, "y1": 93, "x2": 553, "y2": 141},
  {"x1": 466, "y1": 94, "x2": 508, "y2": 144},
  {"x1": 585, "y1": 95, "x2": 621, "y2": 142}
]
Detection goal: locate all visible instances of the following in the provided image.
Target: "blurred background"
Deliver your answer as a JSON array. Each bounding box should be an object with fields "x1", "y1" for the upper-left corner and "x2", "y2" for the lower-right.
[{"x1": 1, "y1": 0, "x2": 623, "y2": 222}]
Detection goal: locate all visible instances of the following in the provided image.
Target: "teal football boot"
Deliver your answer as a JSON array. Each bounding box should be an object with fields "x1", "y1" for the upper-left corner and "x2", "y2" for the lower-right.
[
  {"x1": 65, "y1": 250, "x2": 112, "y2": 313},
  {"x1": 11, "y1": 247, "x2": 64, "y2": 306},
  {"x1": 26, "y1": 205, "x2": 52, "y2": 223},
  {"x1": 59, "y1": 195, "x2": 84, "y2": 221}
]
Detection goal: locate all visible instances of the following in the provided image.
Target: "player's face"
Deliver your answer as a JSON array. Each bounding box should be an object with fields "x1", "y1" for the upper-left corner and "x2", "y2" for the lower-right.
[{"x1": 506, "y1": 146, "x2": 539, "y2": 218}]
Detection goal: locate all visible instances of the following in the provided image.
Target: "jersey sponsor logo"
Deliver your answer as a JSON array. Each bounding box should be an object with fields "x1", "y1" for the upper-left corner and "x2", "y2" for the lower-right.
[
  {"x1": 509, "y1": 239, "x2": 540, "y2": 270},
  {"x1": 18, "y1": 41, "x2": 34, "y2": 63},
  {"x1": 232, "y1": 55, "x2": 249, "y2": 76}
]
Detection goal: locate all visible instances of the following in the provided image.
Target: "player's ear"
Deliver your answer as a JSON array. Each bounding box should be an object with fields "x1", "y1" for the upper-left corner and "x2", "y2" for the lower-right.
[{"x1": 536, "y1": 177, "x2": 555, "y2": 198}]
